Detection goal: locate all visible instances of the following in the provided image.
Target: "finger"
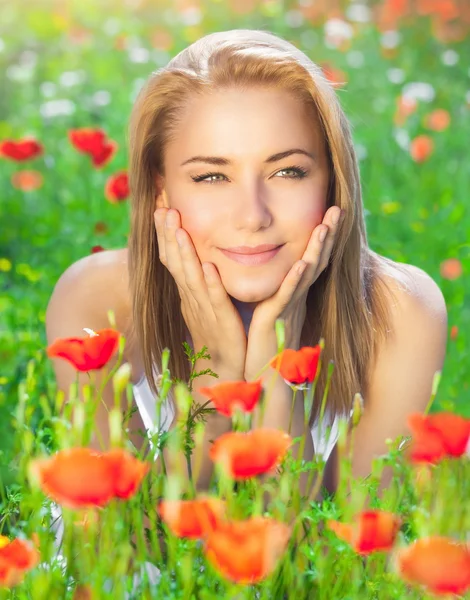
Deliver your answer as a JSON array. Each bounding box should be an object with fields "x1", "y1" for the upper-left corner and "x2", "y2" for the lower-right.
[
  {"x1": 300, "y1": 225, "x2": 326, "y2": 283},
  {"x1": 279, "y1": 260, "x2": 308, "y2": 309},
  {"x1": 163, "y1": 209, "x2": 185, "y2": 281},
  {"x1": 317, "y1": 225, "x2": 335, "y2": 273},
  {"x1": 202, "y1": 262, "x2": 235, "y2": 314},
  {"x1": 177, "y1": 232, "x2": 234, "y2": 316},
  {"x1": 262, "y1": 260, "x2": 307, "y2": 322},
  {"x1": 154, "y1": 208, "x2": 168, "y2": 265},
  {"x1": 175, "y1": 226, "x2": 207, "y2": 299}
]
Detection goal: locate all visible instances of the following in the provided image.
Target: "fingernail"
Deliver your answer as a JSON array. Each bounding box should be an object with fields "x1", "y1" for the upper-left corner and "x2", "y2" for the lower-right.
[
  {"x1": 319, "y1": 228, "x2": 327, "y2": 242},
  {"x1": 332, "y1": 210, "x2": 341, "y2": 225}
]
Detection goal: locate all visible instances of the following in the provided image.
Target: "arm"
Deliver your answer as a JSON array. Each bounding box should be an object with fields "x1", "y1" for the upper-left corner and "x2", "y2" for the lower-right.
[
  {"x1": 45, "y1": 252, "x2": 231, "y2": 563},
  {"x1": 45, "y1": 250, "x2": 141, "y2": 452},
  {"x1": 323, "y1": 266, "x2": 448, "y2": 496}
]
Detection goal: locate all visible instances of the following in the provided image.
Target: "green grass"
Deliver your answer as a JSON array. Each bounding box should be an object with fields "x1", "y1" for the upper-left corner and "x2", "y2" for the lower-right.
[{"x1": 0, "y1": 1, "x2": 469, "y2": 597}]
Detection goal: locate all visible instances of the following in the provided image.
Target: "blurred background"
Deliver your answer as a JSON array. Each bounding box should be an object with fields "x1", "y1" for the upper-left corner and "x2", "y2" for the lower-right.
[{"x1": 0, "y1": 0, "x2": 469, "y2": 494}]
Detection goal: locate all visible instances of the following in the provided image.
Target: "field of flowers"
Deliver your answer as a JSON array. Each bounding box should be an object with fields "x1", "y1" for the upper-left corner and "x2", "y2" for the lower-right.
[{"x1": 0, "y1": 0, "x2": 469, "y2": 597}]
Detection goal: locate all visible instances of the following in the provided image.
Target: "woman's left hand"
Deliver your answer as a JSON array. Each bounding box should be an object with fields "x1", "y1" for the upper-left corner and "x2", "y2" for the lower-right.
[{"x1": 244, "y1": 206, "x2": 344, "y2": 382}]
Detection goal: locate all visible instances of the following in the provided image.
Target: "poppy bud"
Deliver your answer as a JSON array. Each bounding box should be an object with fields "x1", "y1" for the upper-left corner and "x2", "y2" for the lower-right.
[
  {"x1": 351, "y1": 393, "x2": 364, "y2": 428},
  {"x1": 109, "y1": 407, "x2": 122, "y2": 446},
  {"x1": 113, "y1": 362, "x2": 132, "y2": 399}
]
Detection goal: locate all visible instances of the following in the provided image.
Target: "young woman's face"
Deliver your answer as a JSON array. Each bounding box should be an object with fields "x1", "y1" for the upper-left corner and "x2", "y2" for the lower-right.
[{"x1": 157, "y1": 87, "x2": 331, "y2": 305}]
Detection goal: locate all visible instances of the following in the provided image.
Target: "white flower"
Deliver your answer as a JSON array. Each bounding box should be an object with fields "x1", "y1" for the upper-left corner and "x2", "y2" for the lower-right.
[
  {"x1": 441, "y1": 49, "x2": 459, "y2": 66},
  {"x1": 39, "y1": 99, "x2": 76, "y2": 118},
  {"x1": 40, "y1": 82, "x2": 57, "y2": 98},
  {"x1": 324, "y1": 18, "x2": 354, "y2": 48},
  {"x1": 103, "y1": 17, "x2": 121, "y2": 36},
  {"x1": 381, "y1": 30, "x2": 401, "y2": 49},
  {"x1": 92, "y1": 90, "x2": 111, "y2": 106},
  {"x1": 180, "y1": 6, "x2": 202, "y2": 26},
  {"x1": 128, "y1": 47, "x2": 150, "y2": 64},
  {"x1": 402, "y1": 81, "x2": 435, "y2": 103},
  {"x1": 346, "y1": 3, "x2": 371, "y2": 23},
  {"x1": 59, "y1": 70, "x2": 86, "y2": 87},
  {"x1": 346, "y1": 50, "x2": 364, "y2": 68},
  {"x1": 393, "y1": 128, "x2": 411, "y2": 151},
  {"x1": 285, "y1": 9, "x2": 304, "y2": 28},
  {"x1": 387, "y1": 68, "x2": 405, "y2": 84},
  {"x1": 6, "y1": 64, "x2": 35, "y2": 82}
]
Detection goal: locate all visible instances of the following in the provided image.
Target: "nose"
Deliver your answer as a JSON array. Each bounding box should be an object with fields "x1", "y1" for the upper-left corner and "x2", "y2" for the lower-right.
[{"x1": 231, "y1": 181, "x2": 273, "y2": 231}]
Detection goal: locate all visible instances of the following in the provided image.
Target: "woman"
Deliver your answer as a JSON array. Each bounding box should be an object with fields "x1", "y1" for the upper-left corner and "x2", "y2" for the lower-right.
[{"x1": 46, "y1": 28, "x2": 448, "y2": 507}]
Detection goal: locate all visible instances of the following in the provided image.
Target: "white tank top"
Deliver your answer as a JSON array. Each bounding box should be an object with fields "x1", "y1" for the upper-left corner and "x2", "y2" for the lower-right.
[{"x1": 133, "y1": 364, "x2": 345, "y2": 463}]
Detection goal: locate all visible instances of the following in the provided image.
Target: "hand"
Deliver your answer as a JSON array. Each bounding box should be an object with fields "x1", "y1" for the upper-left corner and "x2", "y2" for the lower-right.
[
  {"x1": 244, "y1": 206, "x2": 345, "y2": 382},
  {"x1": 154, "y1": 207, "x2": 248, "y2": 379}
]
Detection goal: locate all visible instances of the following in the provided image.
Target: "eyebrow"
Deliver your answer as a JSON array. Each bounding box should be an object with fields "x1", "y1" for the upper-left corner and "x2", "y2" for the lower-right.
[{"x1": 180, "y1": 148, "x2": 316, "y2": 167}]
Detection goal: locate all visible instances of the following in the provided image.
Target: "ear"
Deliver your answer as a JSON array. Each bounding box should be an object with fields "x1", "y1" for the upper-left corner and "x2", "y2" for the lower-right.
[{"x1": 155, "y1": 175, "x2": 168, "y2": 210}]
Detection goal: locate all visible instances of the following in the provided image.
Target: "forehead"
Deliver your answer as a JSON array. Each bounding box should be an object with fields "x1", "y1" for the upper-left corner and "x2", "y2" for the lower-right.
[{"x1": 164, "y1": 87, "x2": 325, "y2": 165}]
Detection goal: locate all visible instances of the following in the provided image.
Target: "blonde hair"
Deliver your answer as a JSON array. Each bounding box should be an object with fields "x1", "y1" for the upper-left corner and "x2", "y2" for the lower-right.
[{"x1": 127, "y1": 29, "x2": 408, "y2": 429}]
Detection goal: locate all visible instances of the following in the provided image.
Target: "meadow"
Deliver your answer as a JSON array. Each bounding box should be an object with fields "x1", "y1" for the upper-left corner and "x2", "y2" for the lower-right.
[{"x1": 0, "y1": 0, "x2": 469, "y2": 597}]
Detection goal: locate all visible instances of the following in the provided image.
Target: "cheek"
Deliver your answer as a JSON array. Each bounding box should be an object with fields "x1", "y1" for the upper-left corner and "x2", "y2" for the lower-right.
[
  {"x1": 177, "y1": 207, "x2": 216, "y2": 259},
  {"x1": 286, "y1": 204, "x2": 324, "y2": 248}
]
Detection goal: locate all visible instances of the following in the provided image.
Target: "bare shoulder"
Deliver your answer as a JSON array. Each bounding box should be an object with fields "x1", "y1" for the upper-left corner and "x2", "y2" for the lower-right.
[
  {"x1": 367, "y1": 258, "x2": 448, "y2": 394},
  {"x1": 46, "y1": 247, "x2": 134, "y2": 352},
  {"x1": 378, "y1": 259, "x2": 448, "y2": 325}
]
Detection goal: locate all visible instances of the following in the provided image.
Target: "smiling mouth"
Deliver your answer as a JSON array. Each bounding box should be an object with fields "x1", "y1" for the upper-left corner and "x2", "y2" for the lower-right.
[{"x1": 219, "y1": 245, "x2": 284, "y2": 266}]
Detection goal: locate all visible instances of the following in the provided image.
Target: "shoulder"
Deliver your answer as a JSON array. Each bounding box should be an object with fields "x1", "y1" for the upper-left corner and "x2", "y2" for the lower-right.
[
  {"x1": 365, "y1": 260, "x2": 448, "y2": 403},
  {"x1": 46, "y1": 247, "x2": 134, "y2": 351},
  {"x1": 379, "y1": 261, "x2": 448, "y2": 335}
]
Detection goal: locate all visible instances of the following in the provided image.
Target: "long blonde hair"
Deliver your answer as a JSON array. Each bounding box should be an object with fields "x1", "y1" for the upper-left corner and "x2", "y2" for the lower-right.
[{"x1": 127, "y1": 29, "x2": 407, "y2": 428}]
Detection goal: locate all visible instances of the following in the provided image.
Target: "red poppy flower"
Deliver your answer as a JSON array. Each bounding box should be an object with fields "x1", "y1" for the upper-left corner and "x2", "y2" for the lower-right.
[
  {"x1": 105, "y1": 171, "x2": 129, "y2": 203},
  {"x1": 46, "y1": 327, "x2": 121, "y2": 371},
  {"x1": 416, "y1": 0, "x2": 460, "y2": 22},
  {"x1": 410, "y1": 135, "x2": 434, "y2": 163},
  {"x1": 209, "y1": 428, "x2": 292, "y2": 480},
  {"x1": 90, "y1": 140, "x2": 118, "y2": 169},
  {"x1": 204, "y1": 516, "x2": 291, "y2": 584},
  {"x1": 91, "y1": 245, "x2": 105, "y2": 254},
  {"x1": 327, "y1": 510, "x2": 401, "y2": 555},
  {"x1": 394, "y1": 95, "x2": 418, "y2": 126},
  {"x1": 269, "y1": 345, "x2": 321, "y2": 385},
  {"x1": 68, "y1": 128, "x2": 107, "y2": 155},
  {"x1": 29, "y1": 447, "x2": 149, "y2": 509},
  {"x1": 440, "y1": 258, "x2": 462, "y2": 280},
  {"x1": 199, "y1": 380, "x2": 263, "y2": 417},
  {"x1": 0, "y1": 535, "x2": 40, "y2": 588},
  {"x1": 0, "y1": 138, "x2": 44, "y2": 162},
  {"x1": 158, "y1": 497, "x2": 226, "y2": 539},
  {"x1": 407, "y1": 412, "x2": 470, "y2": 464},
  {"x1": 396, "y1": 537, "x2": 470, "y2": 596},
  {"x1": 424, "y1": 108, "x2": 451, "y2": 132},
  {"x1": 11, "y1": 170, "x2": 43, "y2": 191},
  {"x1": 450, "y1": 325, "x2": 458, "y2": 340}
]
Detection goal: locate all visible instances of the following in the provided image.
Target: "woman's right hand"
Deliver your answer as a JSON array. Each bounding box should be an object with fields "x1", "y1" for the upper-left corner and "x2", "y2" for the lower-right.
[{"x1": 154, "y1": 207, "x2": 248, "y2": 379}]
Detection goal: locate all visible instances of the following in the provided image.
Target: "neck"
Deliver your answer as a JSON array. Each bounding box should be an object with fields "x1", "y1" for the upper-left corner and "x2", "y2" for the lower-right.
[{"x1": 229, "y1": 297, "x2": 258, "y2": 333}]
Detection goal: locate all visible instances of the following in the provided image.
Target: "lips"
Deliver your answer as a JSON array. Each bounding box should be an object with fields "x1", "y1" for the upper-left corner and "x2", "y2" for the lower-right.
[
  {"x1": 219, "y1": 245, "x2": 283, "y2": 266},
  {"x1": 222, "y1": 244, "x2": 280, "y2": 255}
]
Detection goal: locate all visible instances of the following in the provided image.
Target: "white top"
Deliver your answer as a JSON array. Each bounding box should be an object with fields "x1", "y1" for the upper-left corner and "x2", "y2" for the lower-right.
[{"x1": 133, "y1": 364, "x2": 345, "y2": 463}]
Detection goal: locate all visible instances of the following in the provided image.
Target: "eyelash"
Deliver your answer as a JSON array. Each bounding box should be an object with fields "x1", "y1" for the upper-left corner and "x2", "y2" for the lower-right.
[{"x1": 190, "y1": 165, "x2": 309, "y2": 184}]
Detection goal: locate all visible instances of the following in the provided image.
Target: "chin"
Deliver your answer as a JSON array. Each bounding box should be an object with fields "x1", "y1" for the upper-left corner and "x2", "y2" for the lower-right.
[{"x1": 223, "y1": 276, "x2": 282, "y2": 303}]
